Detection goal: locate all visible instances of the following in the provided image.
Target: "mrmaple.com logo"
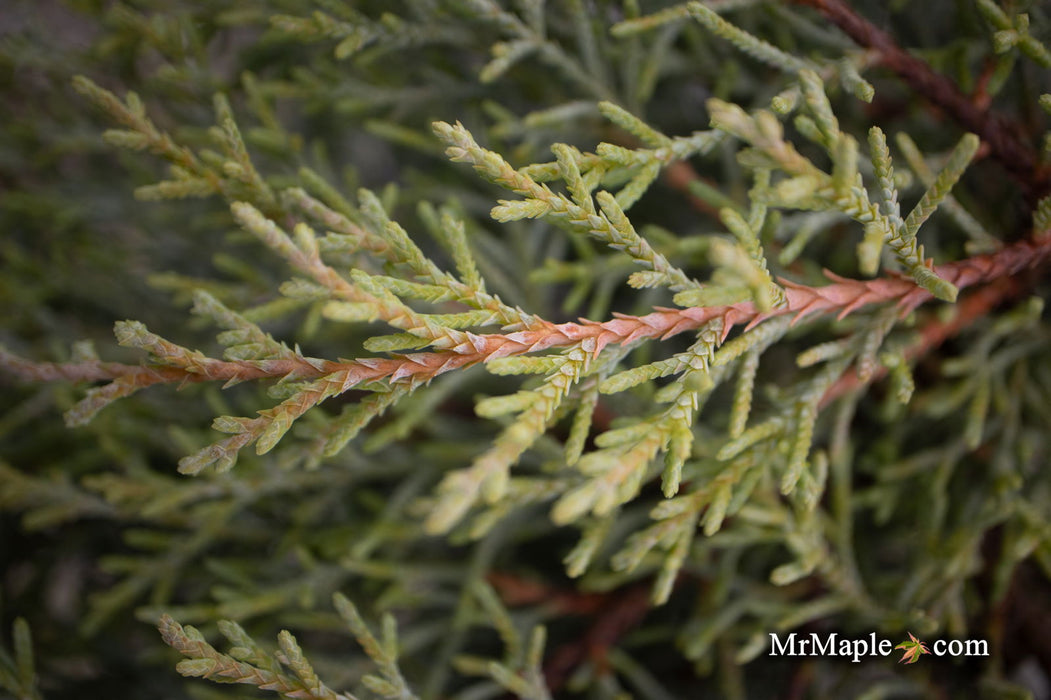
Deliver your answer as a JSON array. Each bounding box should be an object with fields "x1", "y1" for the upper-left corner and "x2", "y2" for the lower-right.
[{"x1": 768, "y1": 631, "x2": 989, "y2": 664}]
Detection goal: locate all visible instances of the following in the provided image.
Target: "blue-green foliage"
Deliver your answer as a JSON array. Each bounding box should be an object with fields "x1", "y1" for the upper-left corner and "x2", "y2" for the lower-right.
[{"x1": 1, "y1": 1, "x2": 1050, "y2": 698}]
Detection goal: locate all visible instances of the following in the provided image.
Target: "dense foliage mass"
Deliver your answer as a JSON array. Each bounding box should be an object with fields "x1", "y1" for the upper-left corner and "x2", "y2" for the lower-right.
[{"x1": 2, "y1": 1, "x2": 1050, "y2": 698}]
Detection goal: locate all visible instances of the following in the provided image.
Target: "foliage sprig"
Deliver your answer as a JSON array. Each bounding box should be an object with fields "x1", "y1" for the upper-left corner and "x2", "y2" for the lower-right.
[{"x1": 3, "y1": 2, "x2": 1051, "y2": 698}]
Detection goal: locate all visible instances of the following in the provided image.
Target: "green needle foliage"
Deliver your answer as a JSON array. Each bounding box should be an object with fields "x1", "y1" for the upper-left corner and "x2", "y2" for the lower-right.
[{"x1": 1, "y1": 1, "x2": 1050, "y2": 698}]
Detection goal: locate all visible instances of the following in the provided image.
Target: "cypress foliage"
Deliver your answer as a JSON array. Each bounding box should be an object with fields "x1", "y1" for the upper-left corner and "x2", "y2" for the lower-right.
[{"x1": 1, "y1": 1, "x2": 1050, "y2": 697}]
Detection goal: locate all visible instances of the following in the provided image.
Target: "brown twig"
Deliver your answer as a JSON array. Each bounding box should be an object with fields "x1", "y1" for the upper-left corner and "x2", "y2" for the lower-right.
[
  {"x1": 663, "y1": 159, "x2": 724, "y2": 218},
  {"x1": 486, "y1": 571, "x2": 656, "y2": 693},
  {"x1": 819, "y1": 275, "x2": 1020, "y2": 407},
  {"x1": 486, "y1": 571, "x2": 606, "y2": 616},
  {"x1": 542, "y1": 583, "x2": 653, "y2": 692},
  {"x1": 791, "y1": 0, "x2": 1050, "y2": 205},
  {"x1": 4, "y1": 237, "x2": 1050, "y2": 414}
]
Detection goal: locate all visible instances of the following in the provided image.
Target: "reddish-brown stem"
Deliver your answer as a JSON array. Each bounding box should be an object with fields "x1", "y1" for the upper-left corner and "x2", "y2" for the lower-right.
[
  {"x1": 4, "y1": 237, "x2": 1049, "y2": 407},
  {"x1": 791, "y1": 0, "x2": 1050, "y2": 204},
  {"x1": 486, "y1": 571, "x2": 606, "y2": 616},
  {"x1": 664, "y1": 159, "x2": 723, "y2": 218},
  {"x1": 542, "y1": 583, "x2": 653, "y2": 692},
  {"x1": 486, "y1": 571, "x2": 655, "y2": 693},
  {"x1": 819, "y1": 276, "x2": 1020, "y2": 407}
]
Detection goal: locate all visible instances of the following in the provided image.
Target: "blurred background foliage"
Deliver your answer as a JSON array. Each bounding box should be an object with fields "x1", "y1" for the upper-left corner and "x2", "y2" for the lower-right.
[{"x1": 1, "y1": 1, "x2": 1050, "y2": 698}]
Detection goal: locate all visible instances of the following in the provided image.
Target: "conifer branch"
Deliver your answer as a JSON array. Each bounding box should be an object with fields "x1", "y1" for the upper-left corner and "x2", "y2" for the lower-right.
[
  {"x1": 4, "y1": 236, "x2": 1048, "y2": 421},
  {"x1": 6, "y1": 4, "x2": 1051, "y2": 696},
  {"x1": 791, "y1": 0, "x2": 1051, "y2": 204},
  {"x1": 0, "y1": 618, "x2": 41, "y2": 700},
  {"x1": 819, "y1": 276, "x2": 1020, "y2": 407},
  {"x1": 159, "y1": 616, "x2": 352, "y2": 699}
]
